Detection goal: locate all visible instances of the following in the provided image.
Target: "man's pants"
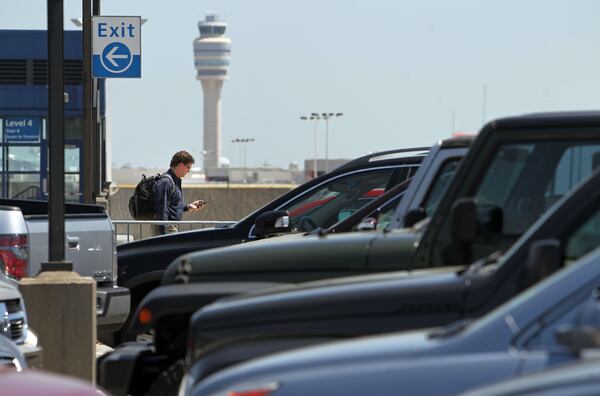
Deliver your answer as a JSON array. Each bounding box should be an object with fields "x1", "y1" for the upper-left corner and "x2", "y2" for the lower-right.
[{"x1": 152, "y1": 224, "x2": 179, "y2": 236}]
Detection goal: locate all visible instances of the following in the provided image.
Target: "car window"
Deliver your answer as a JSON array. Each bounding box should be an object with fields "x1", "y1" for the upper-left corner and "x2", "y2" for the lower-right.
[
  {"x1": 432, "y1": 141, "x2": 600, "y2": 267},
  {"x1": 421, "y1": 157, "x2": 462, "y2": 217},
  {"x1": 565, "y1": 204, "x2": 600, "y2": 265},
  {"x1": 474, "y1": 143, "x2": 600, "y2": 236},
  {"x1": 281, "y1": 169, "x2": 395, "y2": 232},
  {"x1": 375, "y1": 198, "x2": 401, "y2": 231},
  {"x1": 348, "y1": 192, "x2": 404, "y2": 232}
]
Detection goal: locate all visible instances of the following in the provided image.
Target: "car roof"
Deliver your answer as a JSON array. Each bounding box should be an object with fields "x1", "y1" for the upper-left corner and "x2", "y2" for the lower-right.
[{"x1": 334, "y1": 146, "x2": 429, "y2": 171}]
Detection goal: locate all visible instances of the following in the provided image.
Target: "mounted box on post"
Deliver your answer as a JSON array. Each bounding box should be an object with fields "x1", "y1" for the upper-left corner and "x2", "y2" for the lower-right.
[{"x1": 92, "y1": 16, "x2": 141, "y2": 78}]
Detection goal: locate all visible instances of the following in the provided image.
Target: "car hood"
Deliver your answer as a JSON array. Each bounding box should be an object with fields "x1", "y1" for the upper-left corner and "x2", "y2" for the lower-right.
[
  {"x1": 212, "y1": 265, "x2": 465, "y2": 306},
  {"x1": 117, "y1": 225, "x2": 227, "y2": 253},
  {"x1": 190, "y1": 265, "x2": 465, "y2": 341},
  {"x1": 163, "y1": 229, "x2": 420, "y2": 283},
  {"x1": 0, "y1": 280, "x2": 22, "y2": 301},
  {"x1": 193, "y1": 323, "x2": 523, "y2": 396},
  {"x1": 194, "y1": 329, "x2": 438, "y2": 395}
]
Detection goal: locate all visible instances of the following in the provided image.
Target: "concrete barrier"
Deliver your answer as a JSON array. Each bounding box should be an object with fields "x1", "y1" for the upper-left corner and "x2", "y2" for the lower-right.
[
  {"x1": 108, "y1": 184, "x2": 295, "y2": 231},
  {"x1": 20, "y1": 271, "x2": 96, "y2": 382}
]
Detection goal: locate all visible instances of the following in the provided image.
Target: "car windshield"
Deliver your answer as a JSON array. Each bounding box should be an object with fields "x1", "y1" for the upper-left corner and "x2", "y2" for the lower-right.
[
  {"x1": 281, "y1": 169, "x2": 396, "y2": 232},
  {"x1": 322, "y1": 177, "x2": 412, "y2": 234},
  {"x1": 428, "y1": 141, "x2": 600, "y2": 267},
  {"x1": 421, "y1": 157, "x2": 462, "y2": 217}
]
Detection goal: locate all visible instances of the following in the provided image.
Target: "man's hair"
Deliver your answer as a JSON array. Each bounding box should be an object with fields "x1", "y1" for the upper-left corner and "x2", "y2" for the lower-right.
[{"x1": 170, "y1": 150, "x2": 195, "y2": 168}]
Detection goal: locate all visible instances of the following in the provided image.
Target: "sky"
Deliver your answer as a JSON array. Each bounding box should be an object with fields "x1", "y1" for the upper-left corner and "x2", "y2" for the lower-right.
[{"x1": 2, "y1": 0, "x2": 600, "y2": 170}]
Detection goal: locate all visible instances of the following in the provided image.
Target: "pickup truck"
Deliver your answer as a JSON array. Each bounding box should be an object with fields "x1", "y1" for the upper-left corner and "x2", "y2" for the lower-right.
[
  {"x1": 184, "y1": 167, "x2": 600, "y2": 396},
  {"x1": 0, "y1": 199, "x2": 129, "y2": 336},
  {"x1": 0, "y1": 299, "x2": 28, "y2": 370},
  {"x1": 115, "y1": 147, "x2": 426, "y2": 341},
  {"x1": 99, "y1": 112, "x2": 600, "y2": 395},
  {"x1": 0, "y1": 205, "x2": 42, "y2": 363},
  {"x1": 99, "y1": 138, "x2": 470, "y2": 394}
]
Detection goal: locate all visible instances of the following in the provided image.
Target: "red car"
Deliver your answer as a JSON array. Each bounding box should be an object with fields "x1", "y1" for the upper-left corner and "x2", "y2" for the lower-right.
[{"x1": 0, "y1": 370, "x2": 105, "y2": 396}]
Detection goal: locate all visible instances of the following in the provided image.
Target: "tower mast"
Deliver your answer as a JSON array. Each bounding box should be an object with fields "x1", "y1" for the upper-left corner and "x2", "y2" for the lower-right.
[{"x1": 193, "y1": 13, "x2": 231, "y2": 170}]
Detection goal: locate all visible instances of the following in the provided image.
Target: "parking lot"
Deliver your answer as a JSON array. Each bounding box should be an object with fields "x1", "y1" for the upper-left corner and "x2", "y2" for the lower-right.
[{"x1": 4, "y1": 1, "x2": 600, "y2": 396}]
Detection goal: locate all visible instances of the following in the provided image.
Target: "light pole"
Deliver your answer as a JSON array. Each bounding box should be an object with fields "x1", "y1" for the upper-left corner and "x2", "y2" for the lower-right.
[
  {"x1": 231, "y1": 138, "x2": 255, "y2": 177},
  {"x1": 319, "y1": 112, "x2": 343, "y2": 172},
  {"x1": 300, "y1": 114, "x2": 321, "y2": 179}
]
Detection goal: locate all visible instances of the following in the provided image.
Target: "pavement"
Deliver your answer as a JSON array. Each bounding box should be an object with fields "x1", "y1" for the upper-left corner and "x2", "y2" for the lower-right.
[{"x1": 96, "y1": 341, "x2": 113, "y2": 358}]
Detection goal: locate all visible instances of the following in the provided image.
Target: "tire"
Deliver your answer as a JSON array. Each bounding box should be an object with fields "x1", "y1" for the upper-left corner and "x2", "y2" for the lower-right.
[{"x1": 145, "y1": 359, "x2": 185, "y2": 396}]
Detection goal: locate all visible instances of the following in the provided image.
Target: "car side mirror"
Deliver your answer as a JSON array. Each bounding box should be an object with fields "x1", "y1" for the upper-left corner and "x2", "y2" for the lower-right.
[
  {"x1": 524, "y1": 239, "x2": 562, "y2": 286},
  {"x1": 556, "y1": 297, "x2": 600, "y2": 354},
  {"x1": 555, "y1": 325, "x2": 600, "y2": 354},
  {"x1": 255, "y1": 210, "x2": 290, "y2": 238},
  {"x1": 450, "y1": 198, "x2": 479, "y2": 243},
  {"x1": 404, "y1": 208, "x2": 426, "y2": 228},
  {"x1": 356, "y1": 217, "x2": 377, "y2": 231}
]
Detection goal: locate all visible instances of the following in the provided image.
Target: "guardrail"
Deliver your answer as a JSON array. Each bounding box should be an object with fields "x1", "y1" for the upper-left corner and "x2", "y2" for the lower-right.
[{"x1": 112, "y1": 220, "x2": 237, "y2": 244}]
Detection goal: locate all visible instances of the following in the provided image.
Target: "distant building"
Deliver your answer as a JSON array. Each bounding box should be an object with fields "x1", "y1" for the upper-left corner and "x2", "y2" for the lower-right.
[
  {"x1": 193, "y1": 13, "x2": 231, "y2": 170},
  {"x1": 205, "y1": 166, "x2": 299, "y2": 184},
  {"x1": 113, "y1": 165, "x2": 302, "y2": 186},
  {"x1": 111, "y1": 158, "x2": 344, "y2": 187},
  {"x1": 0, "y1": 30, "x2": 108, "y2": 202},
  {"x1": 304, "y1": 158, "x2": 350, "y2": 180}
]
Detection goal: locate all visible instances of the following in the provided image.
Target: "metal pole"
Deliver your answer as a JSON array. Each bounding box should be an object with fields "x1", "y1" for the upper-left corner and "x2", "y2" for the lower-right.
[
  {"x1": 92, "y1": 0, "x2": 101, "y2": 200},
  {"x1": 312, "y1": 120, "x2": 317, "y2": 179},
  {"x1": 82, "y1": 0, "x2": 93, "y2": 203},
  {"x1": 45, "y1": 0, "x2": 70, "y2": 269},
  {"x1": 242, "y1": 141, "x2": 246, "y2": 173},
  {"x1": 324, "y1": 116, "x2": 329, "y2": 172}
]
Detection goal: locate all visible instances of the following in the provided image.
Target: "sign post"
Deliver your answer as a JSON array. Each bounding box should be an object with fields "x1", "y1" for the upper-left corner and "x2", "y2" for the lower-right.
[{"x1": 92, "y1": 16, "x2": 141, "y2": 78}]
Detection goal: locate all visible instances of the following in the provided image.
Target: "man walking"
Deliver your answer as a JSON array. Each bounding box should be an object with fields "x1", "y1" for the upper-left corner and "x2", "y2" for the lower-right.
[{"x1": 154, "y1": 150, "x2": 205, "y2": 234}]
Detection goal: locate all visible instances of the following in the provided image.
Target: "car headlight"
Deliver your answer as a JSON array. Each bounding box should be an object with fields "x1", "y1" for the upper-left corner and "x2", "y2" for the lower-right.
[
  {"x1": 24, "y1": 328, "x2": 38, "y2": 347},
  {"x1": 210, "y1": 382, "x2": 280, "y2": 396}
]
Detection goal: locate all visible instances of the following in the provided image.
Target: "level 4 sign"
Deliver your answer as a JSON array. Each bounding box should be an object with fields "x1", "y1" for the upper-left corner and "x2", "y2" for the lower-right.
[
  {"x1": 92, "y1": 16, "x2": 141, "y2": 78},
  {"x1": 4, "y1": 117, "x2": 41, "y2": 142}
]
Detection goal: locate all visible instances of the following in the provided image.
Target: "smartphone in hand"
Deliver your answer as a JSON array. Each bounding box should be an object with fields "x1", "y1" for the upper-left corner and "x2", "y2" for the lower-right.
[{"x1": 191, "y1": 200, "x2": 207, "y2": 210}]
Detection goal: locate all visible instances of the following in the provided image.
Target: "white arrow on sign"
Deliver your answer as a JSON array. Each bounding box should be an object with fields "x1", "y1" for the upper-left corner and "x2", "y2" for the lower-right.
[{"x1": 106, "y1": 46, "x2": 128, "y2": 67}]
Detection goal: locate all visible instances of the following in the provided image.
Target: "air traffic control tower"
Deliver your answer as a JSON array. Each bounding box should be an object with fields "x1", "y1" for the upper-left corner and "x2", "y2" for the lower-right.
[{"x1": 193, "y1": 13, "x2": 231, "y2": 170}]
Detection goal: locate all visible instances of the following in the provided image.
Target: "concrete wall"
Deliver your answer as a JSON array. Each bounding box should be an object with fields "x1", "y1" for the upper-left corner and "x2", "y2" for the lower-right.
[{"x1": 108, "y1": 184, "x2": 295, "y2": 239}]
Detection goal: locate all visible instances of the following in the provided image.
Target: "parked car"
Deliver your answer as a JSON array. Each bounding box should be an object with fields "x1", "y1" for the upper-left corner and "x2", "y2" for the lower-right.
[
  {"x1": 0, "y1": 199, "x2": 130, "y2": 338},
  {"x1": 0, "y1": 370, "x2": 107, "y2": 396},
  {"x1": 183, "y1": 216, "x2": 600, "y2": 396},
  {"x1": 97, "y1": 137, "x2": 471, "y2": 395},
  {"x1": 0, "y1": 300, "x2": 28, "y2": 371},
  {"x1": 174, "y1": 140, "x2": 600, "y2": 393},
  {"x1": 102, "y1": 111, "x2": 600, "y2": 395},
  {"x1": 115, "y1": 147, "x2": 427, "y2": 341},
  {"x1": 0, "y1": 205, "x2": 43, "y2": 363}
]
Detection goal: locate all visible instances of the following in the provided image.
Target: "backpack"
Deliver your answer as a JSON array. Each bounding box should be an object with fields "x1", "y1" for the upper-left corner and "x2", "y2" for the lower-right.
[{"x1": 128, "y1": 173, "x2": 174, "y2": 220}]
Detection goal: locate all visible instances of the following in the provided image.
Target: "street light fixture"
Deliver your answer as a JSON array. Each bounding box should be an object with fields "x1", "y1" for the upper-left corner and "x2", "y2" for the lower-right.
[
  {"x1": 300, "y1": 114, "x2": 321, "y2": 179},
  {"x1": 320, "y1": 112, "x2": 343, "y2": 172},
  {"x1": 231, "y1": 138, "x2": 255, "y2": 177}
]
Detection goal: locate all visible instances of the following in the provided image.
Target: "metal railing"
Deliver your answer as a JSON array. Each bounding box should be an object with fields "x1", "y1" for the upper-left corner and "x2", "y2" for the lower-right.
[
  {"x1": 12, "y1": 185, "x2": 40, "y2": 200},
  {"x1": 112, "y1": 220, "x2": 237, "y2": 244}
]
